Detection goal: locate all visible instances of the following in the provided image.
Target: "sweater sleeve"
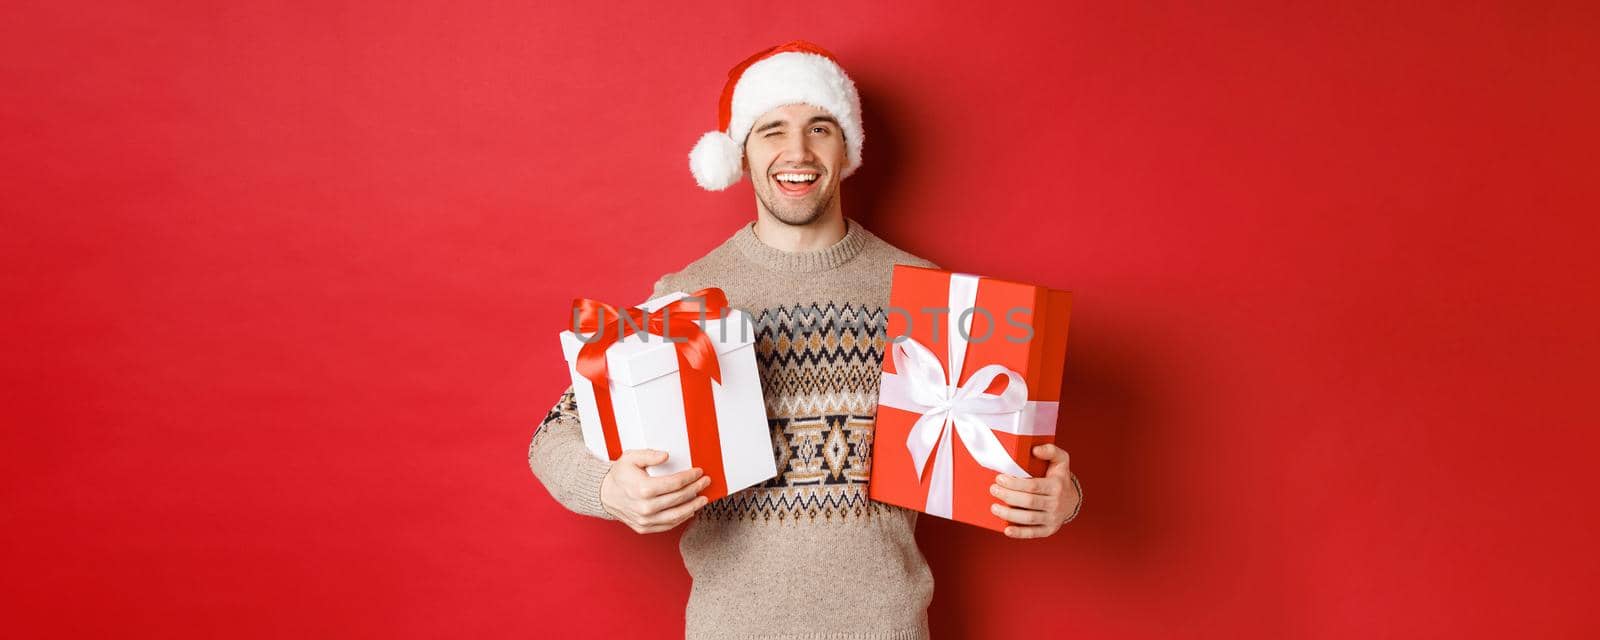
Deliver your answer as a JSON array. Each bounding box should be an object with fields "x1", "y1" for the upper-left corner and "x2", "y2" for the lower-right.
[
  {"x1": 528, "y1": 386, "x2": 617, "y2": 520},
  {"x1": 526, "y1": 276, "x2": 671, "y2": 521}
]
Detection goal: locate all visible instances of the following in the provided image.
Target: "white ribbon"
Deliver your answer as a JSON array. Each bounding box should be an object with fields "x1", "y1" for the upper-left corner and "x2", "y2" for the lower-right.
[{"x1": 877, "y1": 273, "x2": 1059, "y2": 519}]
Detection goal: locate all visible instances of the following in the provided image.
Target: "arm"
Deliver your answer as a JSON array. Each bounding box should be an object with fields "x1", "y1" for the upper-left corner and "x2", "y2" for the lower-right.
[
  {"x1": 527, "y1": 276, "x2": 711, "y2": 530},
  {"x1": 527, "y1": 276, "x2": 668, "y2": 519},
  {"x1": 528, "y1": 387, "x2": 618, "y2": 520}
]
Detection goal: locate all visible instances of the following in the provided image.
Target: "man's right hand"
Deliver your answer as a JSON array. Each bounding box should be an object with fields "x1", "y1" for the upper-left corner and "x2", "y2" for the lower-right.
[{"x1": 600, "y1": 449, "x2": 711, "y2": 533}]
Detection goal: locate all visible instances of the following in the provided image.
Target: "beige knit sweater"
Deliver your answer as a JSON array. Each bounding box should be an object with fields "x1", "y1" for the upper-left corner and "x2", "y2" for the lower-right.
[{"x1": 530, "y1": 219, "x2": 940, "y2": 639}]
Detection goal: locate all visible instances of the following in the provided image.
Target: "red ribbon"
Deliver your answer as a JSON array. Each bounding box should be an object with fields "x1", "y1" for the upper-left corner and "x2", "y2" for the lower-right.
[{"x1": 571, "y1": 288, "x2": 732, "y2": 499}]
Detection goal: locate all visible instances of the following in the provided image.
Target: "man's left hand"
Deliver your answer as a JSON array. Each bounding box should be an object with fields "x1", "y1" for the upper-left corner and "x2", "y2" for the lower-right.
[{"x1": 990, "y1": 443, "x2": 1082, "y2": 539}]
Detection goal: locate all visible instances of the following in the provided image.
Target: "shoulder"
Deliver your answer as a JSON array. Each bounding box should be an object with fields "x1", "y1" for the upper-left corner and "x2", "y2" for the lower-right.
[
  {"x1": 854, "y1": 221, "x2": 940, "y2": 271},
  {"x1": 649, "y1": 225, "x2": 747, "y2": 297}
]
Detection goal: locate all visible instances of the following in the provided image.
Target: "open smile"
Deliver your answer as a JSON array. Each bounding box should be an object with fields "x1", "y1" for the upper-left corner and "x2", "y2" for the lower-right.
[{"x1": 771, "y1": 171, "x2": 821, "y2": 198}]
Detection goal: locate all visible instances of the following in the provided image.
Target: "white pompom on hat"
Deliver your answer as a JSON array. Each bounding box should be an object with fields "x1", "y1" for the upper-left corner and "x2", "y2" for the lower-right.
[{"x1": 688, "y1": 40, "x2": 864, "y2": 191}]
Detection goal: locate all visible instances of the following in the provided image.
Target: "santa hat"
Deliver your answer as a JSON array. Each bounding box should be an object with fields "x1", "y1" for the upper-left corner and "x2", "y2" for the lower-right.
[{"x1": 688, "y1": 40, "x2": 864, "y2": 191}]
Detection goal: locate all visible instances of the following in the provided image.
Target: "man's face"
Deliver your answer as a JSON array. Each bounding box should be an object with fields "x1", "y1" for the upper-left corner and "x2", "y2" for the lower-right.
[{"x1": 743, "y1": 103, "x2": 848, "y2": 227}]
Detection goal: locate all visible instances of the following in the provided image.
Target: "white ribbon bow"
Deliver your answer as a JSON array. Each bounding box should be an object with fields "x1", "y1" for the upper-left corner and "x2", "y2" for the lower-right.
[{"x1": 877, "y1": 273, "x2": 1058, "y2": 519}]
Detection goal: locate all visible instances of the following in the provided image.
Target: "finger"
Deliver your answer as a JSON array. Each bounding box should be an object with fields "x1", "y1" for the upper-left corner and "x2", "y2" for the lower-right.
[
  {"x1": 1033, "y1": 444, "x2": 1070, "y2": 468},
  {"x1": 643, "y1": 494, "x2": 709, "y2": 527},
  {"x1": 1003, "y1": 524, "x2": 1059, "y2": 539},
  {"x1": 646, "y1": 475, "x2": 712, "y2": 513},
  {"x1": 990, "y1": 483, "x2": 1054, "y2": 511},
  {"x1": 991, "y1": 502, "x2": 1050, "y2": 525},
  {"x1": 639, "y1": 467, "x2": 704, "y2": 498},
  {"x1": 995, "y1": 473, "x2": 1053, "y2": 495},
  {"x1": 619, "y1": 449, "x2": 669, "y2": 468}
]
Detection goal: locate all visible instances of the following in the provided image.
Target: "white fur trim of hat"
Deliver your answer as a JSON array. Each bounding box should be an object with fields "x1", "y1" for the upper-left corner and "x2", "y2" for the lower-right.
[{"x1": 688, "y1": 41, "x2": 864, "y2": 191}]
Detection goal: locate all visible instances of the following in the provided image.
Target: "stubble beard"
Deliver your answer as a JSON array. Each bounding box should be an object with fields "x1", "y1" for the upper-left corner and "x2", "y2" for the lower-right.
[{"x1": 754, "y1": 177, "x2": 836, "y2": 227}]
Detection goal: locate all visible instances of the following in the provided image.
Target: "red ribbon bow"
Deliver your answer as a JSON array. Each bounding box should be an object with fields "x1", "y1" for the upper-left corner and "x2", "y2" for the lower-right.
[{"x1": 570, "y1": 288, "x2": 733, "y2": 498}]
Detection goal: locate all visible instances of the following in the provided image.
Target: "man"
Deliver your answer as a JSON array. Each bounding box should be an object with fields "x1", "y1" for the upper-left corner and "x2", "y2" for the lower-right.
[{"x1": 529, "y1": 40, "x2": 1082, "y2": 639}]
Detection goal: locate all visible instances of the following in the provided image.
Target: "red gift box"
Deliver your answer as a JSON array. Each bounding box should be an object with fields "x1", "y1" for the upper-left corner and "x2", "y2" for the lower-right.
[{"x1": 868, "y1": 265, "x2": 1072, "y2": 532}]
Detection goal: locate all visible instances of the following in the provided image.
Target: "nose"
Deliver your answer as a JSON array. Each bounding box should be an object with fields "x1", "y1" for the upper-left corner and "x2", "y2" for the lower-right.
[{"x1": 780, "y1": 129, "x2": 815, "y2": 163}]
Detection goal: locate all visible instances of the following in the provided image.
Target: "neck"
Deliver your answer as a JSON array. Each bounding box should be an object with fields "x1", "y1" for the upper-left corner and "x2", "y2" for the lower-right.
[{"x1": 752, "y1": 206, "x2": 847, "y2": 253}]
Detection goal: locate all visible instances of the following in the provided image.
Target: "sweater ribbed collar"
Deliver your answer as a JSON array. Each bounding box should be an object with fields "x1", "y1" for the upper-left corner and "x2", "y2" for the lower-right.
[{"x1": 731, "y1": 219, "x2": 869, "y2": 273}]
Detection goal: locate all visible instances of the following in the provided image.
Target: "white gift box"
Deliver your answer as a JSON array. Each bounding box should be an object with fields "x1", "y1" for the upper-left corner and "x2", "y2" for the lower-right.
[{"x1": 558, "y1": 291, "x2": 777, "y2": 500}]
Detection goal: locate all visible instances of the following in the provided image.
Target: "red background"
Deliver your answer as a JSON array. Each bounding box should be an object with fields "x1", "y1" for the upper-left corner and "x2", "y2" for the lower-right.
[{"x1": 4, "y1": 2, "x2": 1597, "y2": 638}]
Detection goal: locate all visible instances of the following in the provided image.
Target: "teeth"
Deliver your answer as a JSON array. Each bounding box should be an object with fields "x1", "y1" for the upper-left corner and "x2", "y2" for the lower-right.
[{"x1": 775, "y1": 173, "x2": 818, "y2": 183}]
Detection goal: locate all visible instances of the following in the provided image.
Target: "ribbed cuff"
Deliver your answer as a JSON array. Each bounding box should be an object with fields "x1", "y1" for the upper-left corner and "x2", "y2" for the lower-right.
[
  {"x1": 688, "y1": 620, "x2": 929, "y2": 640},
  {"x1": 572, "y1": 451, "x2": 618, "y2": 520},
  {"x1": 691, "y1": 631, "x2": 928, "y2": 640}
]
